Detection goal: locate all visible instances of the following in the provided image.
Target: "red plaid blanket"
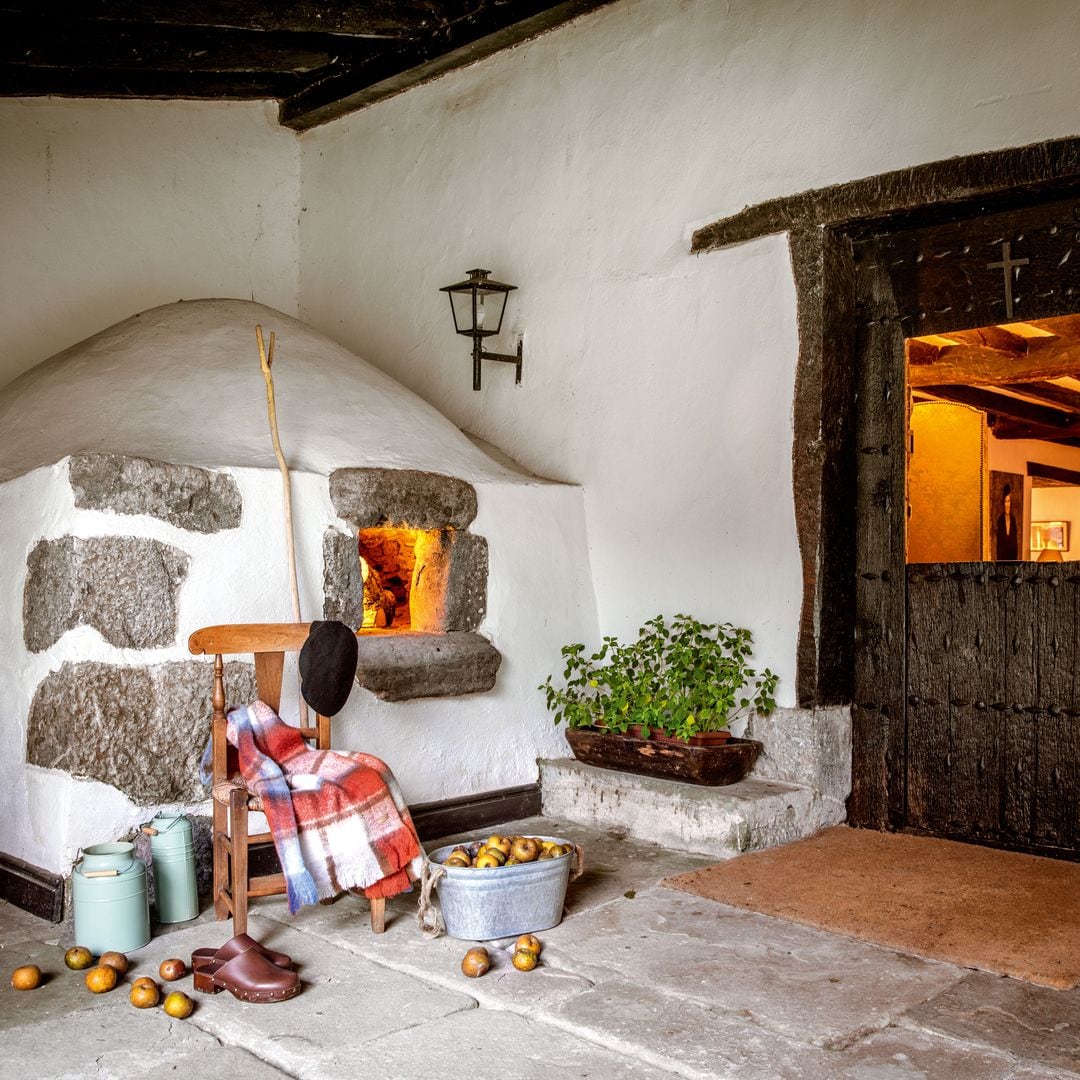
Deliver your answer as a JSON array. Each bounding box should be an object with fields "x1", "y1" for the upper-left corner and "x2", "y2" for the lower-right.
[{"x1": 227, "y1": 700, "x2": 423, "y2": 912}]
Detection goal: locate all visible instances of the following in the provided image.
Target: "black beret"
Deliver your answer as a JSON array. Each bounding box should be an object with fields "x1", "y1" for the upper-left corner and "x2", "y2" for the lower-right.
[{"x1": 299, "y1": 620, "x2": 358, "y2": 717}]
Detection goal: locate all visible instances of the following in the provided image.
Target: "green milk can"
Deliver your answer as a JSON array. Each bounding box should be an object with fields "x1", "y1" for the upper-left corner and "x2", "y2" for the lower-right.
[
  {"x1": 72, "y1": 842, "x2": 151, "y2": 954},
  {"x1": 147, "y1": 813, "x2": 199, "y2": 923}
]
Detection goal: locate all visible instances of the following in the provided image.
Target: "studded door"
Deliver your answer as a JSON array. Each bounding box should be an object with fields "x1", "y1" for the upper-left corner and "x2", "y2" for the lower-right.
[{"x1": 850, "y1": 191, "x2": 1080, "y2": 856}]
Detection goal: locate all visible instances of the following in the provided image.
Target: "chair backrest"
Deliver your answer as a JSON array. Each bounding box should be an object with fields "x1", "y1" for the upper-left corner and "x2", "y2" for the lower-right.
[{"x1": 188, "y1": 623, "x2": 331, "y2": 785}]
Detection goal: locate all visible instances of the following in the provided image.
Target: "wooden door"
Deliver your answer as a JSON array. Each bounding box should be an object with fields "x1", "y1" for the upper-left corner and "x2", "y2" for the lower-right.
[{"x1": 850, "y1": 191, "x2": 1080, "y2": 857}]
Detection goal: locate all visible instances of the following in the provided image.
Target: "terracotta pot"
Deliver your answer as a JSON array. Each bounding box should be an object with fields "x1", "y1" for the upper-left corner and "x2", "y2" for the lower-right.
[{"x1": 566, "y1": 726, "x2": 760, "y2": 786}]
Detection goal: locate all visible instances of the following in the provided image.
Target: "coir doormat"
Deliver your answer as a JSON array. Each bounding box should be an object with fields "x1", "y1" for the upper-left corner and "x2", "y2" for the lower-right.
[{"x1": 663, "y1": 826, "x2": 1080, "y2": 989}]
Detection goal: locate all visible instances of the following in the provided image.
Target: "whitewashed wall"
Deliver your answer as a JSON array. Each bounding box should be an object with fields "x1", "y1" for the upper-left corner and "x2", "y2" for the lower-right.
[
  {"x1": 297, "y1": 0, "x2": 1080, "y2": 703},
  {"x1": 0, "y1": 459, "x2": 592, "y2": 876},
  {"x1": 0, "y1": 98, "x2": 300, "y2": 384}
]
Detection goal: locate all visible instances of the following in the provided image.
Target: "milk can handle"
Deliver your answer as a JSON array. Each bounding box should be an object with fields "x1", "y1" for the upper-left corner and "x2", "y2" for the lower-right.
[{"x1": 417, "y1": 862, "x2": 446, "y2": 939}]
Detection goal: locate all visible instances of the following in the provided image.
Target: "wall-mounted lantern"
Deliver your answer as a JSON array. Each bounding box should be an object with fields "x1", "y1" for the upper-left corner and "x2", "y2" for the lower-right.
[{"x1": 440, "y1": 268, "x2": 523, "y2": 391}]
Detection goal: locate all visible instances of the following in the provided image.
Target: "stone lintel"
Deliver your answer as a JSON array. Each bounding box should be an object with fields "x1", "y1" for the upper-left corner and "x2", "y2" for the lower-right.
[
  {"x1": 330, "y1": 468, "x2": 477, "y2": 530},
  {"x1": 357, "y1": 632, "x2": 500, "y2": 701}
]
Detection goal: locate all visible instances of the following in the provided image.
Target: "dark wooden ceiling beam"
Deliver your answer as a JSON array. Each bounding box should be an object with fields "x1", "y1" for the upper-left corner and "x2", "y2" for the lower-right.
[
  {"x1": 907, "y1": 343, "x2": 1080, "y2": 386},
  {"x1": 0, "y1": 1, "x2": 450, "y2": 39},
  {"x1": 1, "y1": 19, "x2": 352, "y2": 75},
  {"x1": 0, "y1": 1, "x2": 618, "y2": 127},
  {"x1": 1029, "y1": 460, "x2": 1080, "y2": 485},
  {"x1": 992, "y1": 418, "x2": 1080, "y2": 441},
  {"x1": 279, "y1": 0, "x2": 617, "y2": 130},
  {"x1": 1007, "y1": 380, "x2": 1080, "y2": 413},
  {"x1": 941, "y1": 325, "x2": 1032, "y2": 355},
  {"x1": 919, "y1": 384, "x2": 1076, "y2": 428},
  {"x1": 0, "y1": 65, "x2": 304, "y2": 98}
]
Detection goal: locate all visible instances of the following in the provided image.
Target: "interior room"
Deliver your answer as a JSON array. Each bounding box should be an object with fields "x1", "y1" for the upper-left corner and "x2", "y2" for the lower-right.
[{"x1": 907, "y1": 314, "x2": 1080, "y2": 564}]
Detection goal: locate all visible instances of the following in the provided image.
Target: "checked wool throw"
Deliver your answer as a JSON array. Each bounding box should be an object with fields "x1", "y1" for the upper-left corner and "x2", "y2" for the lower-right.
[{"x1": 226, "y1": 700, "x2": 423, "y2": 913}]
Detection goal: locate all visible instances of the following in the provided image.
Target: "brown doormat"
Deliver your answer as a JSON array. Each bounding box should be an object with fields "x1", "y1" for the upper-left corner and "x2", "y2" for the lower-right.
[{"x1": 663, "y1": 826, "x2": 1080, "y2": 989}]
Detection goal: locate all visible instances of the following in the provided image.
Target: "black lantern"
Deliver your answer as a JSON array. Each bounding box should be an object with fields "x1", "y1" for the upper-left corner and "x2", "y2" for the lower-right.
[{"x1": 440, "y1": 268, "x2": 524, "y2": 390}]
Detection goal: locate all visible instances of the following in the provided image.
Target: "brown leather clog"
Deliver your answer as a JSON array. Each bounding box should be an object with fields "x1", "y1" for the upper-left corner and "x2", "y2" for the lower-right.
[
  {"x1": 191, "y1": 932, "x2": 292, "y2": 973},
  {"x1": 192, "y1": 948, "x2": 300, "y2": 1003}
]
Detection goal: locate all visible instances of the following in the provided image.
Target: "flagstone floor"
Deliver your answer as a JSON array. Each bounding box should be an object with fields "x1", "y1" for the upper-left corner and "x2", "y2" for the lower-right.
[{"x1": 2, "y1": 816, "x2": 1079, "y2": 1079}]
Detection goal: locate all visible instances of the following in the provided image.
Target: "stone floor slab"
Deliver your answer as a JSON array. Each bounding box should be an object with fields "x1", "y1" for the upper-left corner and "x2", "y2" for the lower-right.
[
  {"x1": 544, "y1": 885, "x2": 965, "y2": 1048},
  {"x1": 261, "y1": 893, "x2": 595, "y2": 1012},
  {"x1": 152, "y1": 919, "x2": 478, "y2": 1078},
  {"x1": 0, "y1": 1001, "x2": 218, "y2": 1077},
  {"x1": 840, "y1": 1024, "x2": 1025, "y2": 1078},
  {"x1": 546, "y1": 979, "x2": 837, "y2": 1079},
  {"x1": 901, "y1": 971, "x2": 1080, "y2": 1074},
  {"x1": 346, "y1": 1006, "x2": 675, "y2": 1080},
  {"x1": 137, "y1": 1046, "x2": 292, "y2": 1080},
  {"x1": 0, "y1": 937, "x2": 138, "y2": 1030},
  {"x1": 0, "y1": 899, "x2": 56, "y2": 947}
]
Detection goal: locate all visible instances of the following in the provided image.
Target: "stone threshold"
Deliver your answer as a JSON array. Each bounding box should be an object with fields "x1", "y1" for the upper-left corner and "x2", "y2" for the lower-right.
[{"x1": 539, "y1": 756, "x2": 844, "y2": 859}]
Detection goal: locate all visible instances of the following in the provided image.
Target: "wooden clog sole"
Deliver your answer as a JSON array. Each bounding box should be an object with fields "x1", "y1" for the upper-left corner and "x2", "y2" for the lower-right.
[{"x1": 212, "y1": 979, "x2": 301, "y2": 1004}]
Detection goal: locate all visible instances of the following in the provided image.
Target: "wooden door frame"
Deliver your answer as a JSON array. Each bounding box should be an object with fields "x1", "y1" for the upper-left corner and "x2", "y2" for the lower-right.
[{"x1": 692, "y1": 136, "x2": 1080, "y2": 826}]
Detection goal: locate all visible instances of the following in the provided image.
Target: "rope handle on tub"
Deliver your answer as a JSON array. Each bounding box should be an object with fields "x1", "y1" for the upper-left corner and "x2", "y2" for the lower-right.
[
  {"x1": 570, "y1": 844, "x2": 585, "y2": 881},
  {"x1": 417, "y1": 862, "x2": 446, "y2": 939}
]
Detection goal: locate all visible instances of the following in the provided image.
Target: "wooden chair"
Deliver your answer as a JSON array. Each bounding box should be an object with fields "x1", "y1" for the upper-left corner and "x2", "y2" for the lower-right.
[{"x1": 188, "y1": 622, "x2": 385, "y2": 936}]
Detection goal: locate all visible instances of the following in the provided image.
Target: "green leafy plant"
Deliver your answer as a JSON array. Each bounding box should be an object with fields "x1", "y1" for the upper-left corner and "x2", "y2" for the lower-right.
[{"x1": 539, "y1": 613, "x2": 778, "y2": 742}]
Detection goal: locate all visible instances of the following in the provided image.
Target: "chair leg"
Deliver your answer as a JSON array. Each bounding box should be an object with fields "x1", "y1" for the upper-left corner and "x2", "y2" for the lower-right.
[
  {"x1": 370, "y1": 896, "x2": 386, "y2": 934},
  {"x1": 212, "y1": 798, "x2": 230, "y2": 920},
  {"x1": 229, "y1": 789, "x2": 249, "y2": 938}
]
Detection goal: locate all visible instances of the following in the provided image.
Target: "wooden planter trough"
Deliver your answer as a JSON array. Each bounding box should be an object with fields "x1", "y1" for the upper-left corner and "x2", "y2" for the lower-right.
[{"x1": 566, "y1": 727, "x2": 762, "y2": 786}]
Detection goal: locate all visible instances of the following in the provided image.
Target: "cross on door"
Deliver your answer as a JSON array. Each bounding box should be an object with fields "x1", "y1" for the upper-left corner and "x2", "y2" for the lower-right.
[{"x1": 987, "y1": 240, "x2": 1029, "y2": 319}]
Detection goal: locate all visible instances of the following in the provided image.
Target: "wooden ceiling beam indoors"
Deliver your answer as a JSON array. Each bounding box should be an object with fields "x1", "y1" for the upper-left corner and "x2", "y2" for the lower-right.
[
  {"x1": 906, "y1": 343, "x2": 1080, "y2": 387},
  {"x1": 7, "y1": 2, "x2": 451, "y2": 39},
  {"x1": 1005, "y1": 380, "x2": 1080, "y2": 413},
  {"x1": 992, "y1": 418, "x2": 1080, "y2": 443},
  {"x1": 907, "y1": 315, "x2": 1080, "y2": 388},
  {"x1": 1, "y1": 1, "x2": 619, "y2": 130},
  {"x1": 918, "y1": 384, "x2": 1075, "y2": 429}
]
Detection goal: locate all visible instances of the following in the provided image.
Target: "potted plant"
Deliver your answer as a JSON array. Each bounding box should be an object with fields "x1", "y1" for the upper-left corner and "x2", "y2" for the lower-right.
[{"x1": 539, "y1": 614, "x2": 778, "y2": 785}]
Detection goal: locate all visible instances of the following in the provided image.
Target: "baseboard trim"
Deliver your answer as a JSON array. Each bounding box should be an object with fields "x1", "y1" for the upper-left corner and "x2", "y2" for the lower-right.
[
  {"x1": 2, "y1": 783, "x2": 545, "y2": 915},
  {"x1": 0, "y1": 851, "x2": 64, "y2": 923},
  {"x1": 410, "y1": 782, "x2": 542, "y2": 842},
  {"x1": 248, "y1": 782, "x2": 543, "y2": 877}
]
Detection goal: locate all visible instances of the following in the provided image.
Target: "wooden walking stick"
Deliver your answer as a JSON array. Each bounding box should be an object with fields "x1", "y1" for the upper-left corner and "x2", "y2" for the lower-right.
[{"x1": 256, "y1": 324, "x2": 308, "y2": 722}]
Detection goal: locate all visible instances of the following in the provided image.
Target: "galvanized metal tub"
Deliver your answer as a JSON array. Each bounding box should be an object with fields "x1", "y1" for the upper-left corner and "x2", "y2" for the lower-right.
[{"x1": 424, "y1": 836, "x2": 576, "y2": 940}]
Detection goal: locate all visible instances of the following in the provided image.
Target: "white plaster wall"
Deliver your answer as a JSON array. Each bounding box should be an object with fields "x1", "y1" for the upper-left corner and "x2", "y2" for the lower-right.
[
  {"x1": 298, "y1": 0, "x2": 1080, "y2": 705},
  {"x1": 0, "y1": 98, "x2": 300, "y2": 387},
  {"x1": 0, "y1": 459, "x2": 593, "y2": 876}
]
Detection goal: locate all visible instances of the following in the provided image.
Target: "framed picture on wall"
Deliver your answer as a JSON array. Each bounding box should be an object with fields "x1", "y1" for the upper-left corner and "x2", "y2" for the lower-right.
[
  {"x1": 990, "y1": 470, "x2": 1024, "y2": 561},
  {"x1": 1031, "y1": 520, "x2": 1070, "y2": 553}
]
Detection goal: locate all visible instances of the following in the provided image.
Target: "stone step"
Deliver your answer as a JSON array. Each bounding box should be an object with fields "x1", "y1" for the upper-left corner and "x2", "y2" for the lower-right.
[{"x1": 539, "y1": 756, "x2": 843, "y2": 859}]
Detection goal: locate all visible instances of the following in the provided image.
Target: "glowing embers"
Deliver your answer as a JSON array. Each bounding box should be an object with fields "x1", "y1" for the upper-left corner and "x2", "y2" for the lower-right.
[
  {"x1": 356, "y1": 528, "x2": 458, "y2": 632},
  {"x1": 357, "y1": 528, "x2": 416, "y2": 629}
]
